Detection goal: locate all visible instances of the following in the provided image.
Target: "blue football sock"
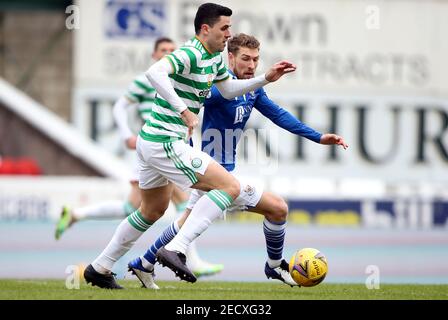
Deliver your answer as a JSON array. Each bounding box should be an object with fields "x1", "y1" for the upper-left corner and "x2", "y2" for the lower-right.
[
  {"x1": 143, "y1": 220, "x2": 180, "y2": 264},
  {"x1": 263, "y1": 219, "x2": 286, "y2": 267}
]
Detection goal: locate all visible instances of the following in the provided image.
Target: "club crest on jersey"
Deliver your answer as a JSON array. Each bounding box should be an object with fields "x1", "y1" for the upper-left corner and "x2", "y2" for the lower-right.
[
  {"x1": 207, "y1": 74, "x2": 213, "y2": 88},
  {"x1": 191, "y1": 157, "x2": 202, "y2": 169},
  {"x1": 234, "y1": 104, "x2": 252, "y2": 124}
]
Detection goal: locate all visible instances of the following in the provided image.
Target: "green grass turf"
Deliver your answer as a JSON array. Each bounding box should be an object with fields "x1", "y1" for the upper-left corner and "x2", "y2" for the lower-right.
[{"x1": 0, "y1": 280, "x2": 447, "y2": 300}]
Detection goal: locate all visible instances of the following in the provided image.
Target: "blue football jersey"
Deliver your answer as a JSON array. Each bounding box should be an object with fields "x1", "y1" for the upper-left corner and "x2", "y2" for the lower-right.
[{"x1": 202, "y1": 73, "x2": 322, "y2": 171}]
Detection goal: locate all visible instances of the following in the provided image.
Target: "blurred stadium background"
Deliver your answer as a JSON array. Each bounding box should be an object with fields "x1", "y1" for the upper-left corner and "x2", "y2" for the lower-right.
[{"x1": 0, "y1": 0, "x2": 447, "y2": 286}]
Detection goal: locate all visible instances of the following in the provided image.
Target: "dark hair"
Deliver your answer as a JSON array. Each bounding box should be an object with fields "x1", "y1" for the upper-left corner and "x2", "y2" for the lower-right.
[
  {"x1": 153, "y1": 37, "x2": 174, "y2": 52},
  {"x1": 227, "y1": 33, "x2": 260, "y2": 55},
  {"x1": 194, "y1": 3, "x2": 232, "y2": 35}
]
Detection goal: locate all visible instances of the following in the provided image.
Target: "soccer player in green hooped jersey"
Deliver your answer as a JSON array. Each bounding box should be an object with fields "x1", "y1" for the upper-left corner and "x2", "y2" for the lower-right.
[
  {"x1": 55, "y1": 37, "x2": 223, "y2": 282},
  {"x1": 83, "y1": 2, "x2": 297, "y2": 289}
]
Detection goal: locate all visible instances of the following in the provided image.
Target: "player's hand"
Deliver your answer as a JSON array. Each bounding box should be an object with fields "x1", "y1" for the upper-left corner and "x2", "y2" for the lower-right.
[
  {"x1": 180, "y1": 109, "x2": 199, "y2": 139},
  {"x1": 265, "y1": 60, "x2": 297, "y2": 82},
  {"x1": 125, "y1": 136, "x2": 137, "y2": 149},
  {"x1": 320, "y1": 133, "x2": 348, "y2": 150}
]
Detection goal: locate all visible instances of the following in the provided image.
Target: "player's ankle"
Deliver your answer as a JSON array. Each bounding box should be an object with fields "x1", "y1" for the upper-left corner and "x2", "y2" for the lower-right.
[{"x1": 92, "y1": 263, "x2": 111, "y2": 275}]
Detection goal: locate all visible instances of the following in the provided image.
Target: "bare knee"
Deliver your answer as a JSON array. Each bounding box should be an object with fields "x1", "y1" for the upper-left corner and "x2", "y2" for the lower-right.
[
  {"x1": 222, "y1": 179, "x2": 241, "y2": 200},
  {"x1": 140, "y1": 203, "x2": 169, "y2": 222},
  {"x1": 267, "y1": 196, "x2": 288, "y2": 222}
]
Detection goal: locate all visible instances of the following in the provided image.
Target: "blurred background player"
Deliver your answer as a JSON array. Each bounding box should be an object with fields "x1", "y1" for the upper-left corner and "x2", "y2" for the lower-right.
[
  {"x1": 54, "y1": 36, "x2": 223, "y2": 278},
  {"x1": 130, "y1": 33, "x2": 348, "y2": 287}
]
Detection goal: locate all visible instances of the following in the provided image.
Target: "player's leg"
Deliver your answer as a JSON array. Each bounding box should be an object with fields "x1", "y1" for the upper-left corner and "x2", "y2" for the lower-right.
[
  {"x1": 220, "y1": 176, "x2": 297, "y2": 286},
  {"x1": 247, "y1": 192, "x2": 297, "y2": 286},
  {"x1": 145, "y1": 205, "x2": 190, "y2": 270},
  {"x1": 55, "y1": 200, "x2": 131, "y2": 240},
  {"x1": 84, "y1": 137, "x2": 171, "y2": 289},
  {"x1": 126, "y1": 183, "x2": 174, "y2": 289},
  {"x1": 84, "y1": 183, "x2": 172, "y2": 289},
  {"x1": 157, "y1": 160, "x2": 240, "y2": 283},
  {"x1": 132, "y1": 189, "x2": 223, "y2": 286},
  {"x1": 182, "y1": 189, "x2": 224, "y2": 277},
  {"x1": 131, "y1": 189, "x2": 193, "y2": 279},
  {"x1": 163, "y1": 160, "x2": 240, "y2": 251},
  {"x1": 128, "y1": 201, "x2": 184, "y2": 289},
  {"x1": 54, "y1": 181, "x2": 140, "y2": 240},
  {"x1": 128, "y1": 185, "x2": 188, "y2": 287},
  {"x1": 149, "y1": 141, "x2": 239, "y2": 282}
]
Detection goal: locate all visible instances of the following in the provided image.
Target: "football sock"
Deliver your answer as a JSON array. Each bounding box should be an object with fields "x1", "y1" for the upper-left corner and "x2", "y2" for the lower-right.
[
  {"x1": 92, "y1": 210, "x2": 153, "y2": 274},
  {"x1": 73, "y1": 201, "x2": 129, "y2": 220},
  {"x1": 142, "y1": 217, "x2": 181, "y2": 266},
  {"x1": 173, "y1": 200, "x2": 203, "y2": 269},
  {"x1": 165, "y1": 190, "x2": 233, "y2": 254},
  {"x1": 263, "y1": 218, "x2": 286, "y2": 268}
]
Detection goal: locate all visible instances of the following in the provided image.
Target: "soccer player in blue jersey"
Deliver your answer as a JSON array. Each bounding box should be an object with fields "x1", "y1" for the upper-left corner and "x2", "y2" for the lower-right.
[{"x1": 129, "y1": 33, "x2": 348, "y2": 288}]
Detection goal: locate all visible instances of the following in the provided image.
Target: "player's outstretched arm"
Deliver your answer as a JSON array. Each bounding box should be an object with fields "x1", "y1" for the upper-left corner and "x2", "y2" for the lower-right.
[
  {"x1": 215, "y1": 74, "x2": 268, "y2": 99},
  {"x1": 255, "y1": 92, "x2": 323, "y2": 143},
  {"x1": 320, "y1": 133, "x2": 349, "y2": 150},
  {"x1": 215, "y1": 60, "x2": 296, "y2": 100},
  {"x1": 265, "y1": 60, "x2": 297, "y2": 82}
]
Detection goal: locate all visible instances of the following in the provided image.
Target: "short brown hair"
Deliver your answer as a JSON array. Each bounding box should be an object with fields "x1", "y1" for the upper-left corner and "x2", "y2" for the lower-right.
[
  {"x1": 153, "y1": 37, "x2": 174, "y2": 52},
  {"x1": 227, "y1": 33, "x2": 260, "y2": 55}
]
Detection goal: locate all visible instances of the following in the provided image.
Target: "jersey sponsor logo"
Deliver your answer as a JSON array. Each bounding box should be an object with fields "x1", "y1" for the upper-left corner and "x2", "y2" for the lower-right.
[
  {"x1": 191, "y1": 157, "x2": 203, "y2": 169},
  {"x1": 198, "y1": 89, "x2": 211, "y2": 97},
  {"x1": 104, "y1": 0, "x2": 166, "y2": 39}
]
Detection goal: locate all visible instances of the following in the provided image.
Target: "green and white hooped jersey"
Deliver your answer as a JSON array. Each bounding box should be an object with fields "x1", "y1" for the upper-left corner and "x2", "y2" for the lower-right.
[
  {"x1": 140, "y1": 36, "x2": 230, "y2": 143},
  {"x1": 125, "y1": 73, "x2": 156, "y2": 121}
]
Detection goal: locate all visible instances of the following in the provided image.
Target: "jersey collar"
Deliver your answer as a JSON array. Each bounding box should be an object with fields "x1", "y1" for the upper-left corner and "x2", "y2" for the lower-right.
[
  {"x1": 228, "y1": 69, "x2": 237, "y2": 79},
  {"x1": 193, "y1": 36, "x2": 213, "y2": 55}
]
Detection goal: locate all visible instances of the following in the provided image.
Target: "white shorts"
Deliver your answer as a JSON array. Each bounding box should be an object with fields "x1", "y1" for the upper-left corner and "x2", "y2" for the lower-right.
[
  {"x1": 137, "y1": 136, "x2": 212, "y2": 191},
  {"x1": 186, "y1": 173, "x2": 264, "y2": 213}
]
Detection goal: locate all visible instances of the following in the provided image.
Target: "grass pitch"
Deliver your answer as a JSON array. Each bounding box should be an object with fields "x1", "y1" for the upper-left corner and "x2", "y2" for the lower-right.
[{"x1": 0, "y1": 279, "x2": 447, "y2": 300}]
